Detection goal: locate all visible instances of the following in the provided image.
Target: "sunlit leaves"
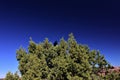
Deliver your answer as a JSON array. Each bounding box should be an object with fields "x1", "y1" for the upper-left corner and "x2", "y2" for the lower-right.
[
  {"x1": 5, "y1": 72, "x2": 20, "y2": 80},
  {"x1": 15, "y1": 33, "x2": 112, "y2": 79}
]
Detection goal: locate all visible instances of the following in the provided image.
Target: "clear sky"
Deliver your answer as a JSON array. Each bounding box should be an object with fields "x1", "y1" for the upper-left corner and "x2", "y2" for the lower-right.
[{"x1": 0, "y1": 0, "x2": 119, "y2": 78}]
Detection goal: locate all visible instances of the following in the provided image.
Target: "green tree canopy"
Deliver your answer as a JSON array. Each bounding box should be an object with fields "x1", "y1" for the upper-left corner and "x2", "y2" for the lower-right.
[
  {"x1": 4, "y1": 71, "x2": 20, "y2": 80},
  {"x1": 5, "y1": 33, "x2": 120, "y2": 80},
  {"x1": 15, "y1": 33, "x2": 113, "y2": 80}
]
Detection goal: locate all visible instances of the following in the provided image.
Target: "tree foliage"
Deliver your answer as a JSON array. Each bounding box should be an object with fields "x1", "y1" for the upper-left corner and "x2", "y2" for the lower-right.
[
  {"x1": 4, "y1": 71, "x2": 20, "y2": 80},
  {"x1": 5, "y1": 33, "x2": 120, "y2": 80}
]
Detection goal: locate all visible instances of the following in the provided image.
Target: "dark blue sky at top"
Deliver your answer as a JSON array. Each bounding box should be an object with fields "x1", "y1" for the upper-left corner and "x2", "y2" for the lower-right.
[{"x1": 0, "y1": 0, "x2": 120, "y2": 78}]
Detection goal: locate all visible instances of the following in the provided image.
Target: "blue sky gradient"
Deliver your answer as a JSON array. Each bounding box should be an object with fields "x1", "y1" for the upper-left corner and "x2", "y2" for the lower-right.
[{"x1": 0, "y1": 0, "x2": 120, "y2": 78}]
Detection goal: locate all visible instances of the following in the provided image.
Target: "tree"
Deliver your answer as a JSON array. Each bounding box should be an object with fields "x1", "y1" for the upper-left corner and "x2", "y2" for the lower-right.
[
  {"x1": 16, "y1": 33, "x2": 112, "y2": 80},
  {"x1": 5, "y1": 71, "x2": 20, "y2": 80}
]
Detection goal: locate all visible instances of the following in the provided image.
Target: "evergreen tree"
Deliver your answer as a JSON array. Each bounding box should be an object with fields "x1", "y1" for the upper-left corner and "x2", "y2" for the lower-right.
[
  {"x1": 5, "y1": 71, "x2": 20, "y2": 80},
  {"x1": 16, "y1": 33, "x2": 112, "y2": 80}
]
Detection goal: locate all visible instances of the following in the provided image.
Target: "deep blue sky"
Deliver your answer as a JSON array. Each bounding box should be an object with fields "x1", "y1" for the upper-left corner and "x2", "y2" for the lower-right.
[{"x1": 0, "y1": 0, "x2": 119, "y2": 78}]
